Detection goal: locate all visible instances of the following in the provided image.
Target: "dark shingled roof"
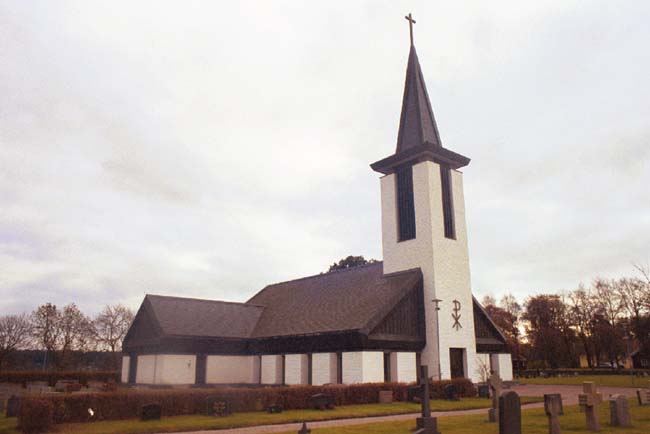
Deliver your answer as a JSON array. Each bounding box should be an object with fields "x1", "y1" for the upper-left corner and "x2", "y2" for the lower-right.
[
  {"x1": 248, "y1": 261, "x2": 422, "y2": 338},
  {"x1": 145, "y1": 294, "x2": 263, "y2": 339}
]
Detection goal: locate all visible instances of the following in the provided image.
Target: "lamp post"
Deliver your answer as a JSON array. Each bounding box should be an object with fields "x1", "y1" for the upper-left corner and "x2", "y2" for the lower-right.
[{"x1": 432, "y1": 298, "x2": 442, "y2": 381}]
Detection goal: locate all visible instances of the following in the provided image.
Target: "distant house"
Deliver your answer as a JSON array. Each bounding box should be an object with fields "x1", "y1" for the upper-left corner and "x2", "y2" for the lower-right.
[{"x1": 122, "y1": 21, "x2": 511, "y2": 387}]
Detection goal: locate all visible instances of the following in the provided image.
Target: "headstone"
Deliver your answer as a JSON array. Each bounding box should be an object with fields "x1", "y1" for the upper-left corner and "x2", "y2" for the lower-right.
[
  {"x1": 6, "y1": 395, "x2": 20, "y2": 418},
  {"x1": 578, "y1": 382, "x2": 602, "y2": 431},
  {"x1": 414, "y1": 365, "x2": 440, "y2": 434},
  {"x1": 205, "y1": 396, "x2": 232, "y2": 417},
  {"x1": 140, "y1": 403, "x2": 162, "y2": 421},
  {"x1": 609, "y1": 394, "x2": 631, "y2": 427},
  {"x1": 408, "y1": 385, "x2": 423, "y2": 402},
  {"x1": 310, "y1": 393, "x2": 334, "y2": 410},
  {"x1": 267, "y1": 404, "x2": 283, "y2": 414},
  {"x1": 379, "y1": 390, "x2": 393, "y2": 404},
  {"x1": 488, "y1": 371, "x2": 503, "y2": 423},
  {"x1": 443, "y1": 384, "x2": 459, "y2": 401},
  {"x1": 636, "y1": 388, "x2": 650, "y2": 406},
  {"x1": 498, "y1": 391, "x2": 521, "y2": 434},
  {"x1": 544, "y1": 394, "x2": 563, "y2": 434},
  {"x1": 478, "y1": 384, "x2": 490, "y2": 398},
  {"x1": 298, "y1": 422, "x2": 311, "y2": 434}
]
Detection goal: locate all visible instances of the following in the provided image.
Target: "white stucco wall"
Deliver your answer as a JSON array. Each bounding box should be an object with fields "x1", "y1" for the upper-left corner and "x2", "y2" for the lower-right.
[
  {"x1": 206, "y1": 355, "x2": 258, "y2": 384},
  {"x1": 135, "y1": 354, "x2": 195, "y2": 384},
  {"x1": 261, "y1": 355, "x2": 283, "y2": 384},
  {"x1": 390, "y1": 352, "x2": 417, "y2": 383},
  {"x1": 284, "y1": 354, "x2": 309, "y2": 385},
  {"x1": 342, "y1": 351, "x2": 384, "y2": 384},
  {"x1": 312, "y1": 353, "x2": 338, "y2": 385},
  {"x1": 121, "y1": 356, "x2": 130, "y2": 383},
  {"x1": 475, "y1": 353, "x2": 491, "y2": 383},
  {"x1": 380, "y1": 161, "x2": 479, "y2": 381},
  {"x1": 497, "y1": 354, "x2": 513, "y2": 381},
  {"x1": 136, "y1": 355, "x2": 156, "y2": 384}
]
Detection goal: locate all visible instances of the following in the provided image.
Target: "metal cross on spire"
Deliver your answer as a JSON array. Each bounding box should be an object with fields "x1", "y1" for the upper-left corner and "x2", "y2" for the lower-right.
[{"x1": 405, "y1": 13, "x2": 416, "y2": 46}]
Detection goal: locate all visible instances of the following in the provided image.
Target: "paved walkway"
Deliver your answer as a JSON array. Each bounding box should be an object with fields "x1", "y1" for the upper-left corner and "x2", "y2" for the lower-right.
[{"x1": 165, "y1": 384, "x2": 639, "y2": 434}]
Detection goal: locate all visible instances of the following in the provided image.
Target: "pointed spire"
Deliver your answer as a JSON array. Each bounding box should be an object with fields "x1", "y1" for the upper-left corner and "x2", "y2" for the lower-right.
[{"x1": 395, "y1": 44, "x2": 442, "y2": 153}]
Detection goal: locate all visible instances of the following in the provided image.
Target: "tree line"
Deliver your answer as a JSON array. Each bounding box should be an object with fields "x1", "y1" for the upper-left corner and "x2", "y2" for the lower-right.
[
  {"x1": 0, "y1": 303, "x2": 134, "y2": 370},
  {"x1": 482, "y1": 264, "x2": 650, "y2": 369}
]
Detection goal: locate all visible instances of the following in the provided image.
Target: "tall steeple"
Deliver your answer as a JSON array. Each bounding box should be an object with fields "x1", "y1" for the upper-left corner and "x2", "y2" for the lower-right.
[{"x1": 371, "y1": 15, "x2": 470, "y2": 175}]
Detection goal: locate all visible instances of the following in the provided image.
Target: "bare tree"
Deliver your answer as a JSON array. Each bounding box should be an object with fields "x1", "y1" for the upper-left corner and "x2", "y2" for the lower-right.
[
  {"x1": 32, "y1": 303, "x2": 62, "y2": 368},
  {"x1": 0, "y1": 314, "x2": 33, "y2": 370},
  {"x1": 59, "y1": 303, "x2": 93, "y2": 367},
  {"x1": 93, "y1": 304, "x2": 134, "y2": 354},
  {"x1": 568, "y1": 286, "x2": 598, "y2": 368}
]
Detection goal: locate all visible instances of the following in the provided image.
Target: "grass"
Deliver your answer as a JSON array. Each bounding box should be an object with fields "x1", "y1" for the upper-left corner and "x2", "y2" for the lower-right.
[
  {"x1": 519, "y1": 374, "x2": 649, "y2": 388},
  {"x1": 0, "y1": 397, "x2": 542, "y2": 434},
  {"x1": 277, "y1": 399, "x2": 650, "y2": 434}
]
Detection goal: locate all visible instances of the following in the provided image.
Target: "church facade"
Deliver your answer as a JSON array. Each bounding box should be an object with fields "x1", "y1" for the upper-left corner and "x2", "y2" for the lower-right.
[{"x1": 121, "y1": 27, "x2": 511, "y2": 386}]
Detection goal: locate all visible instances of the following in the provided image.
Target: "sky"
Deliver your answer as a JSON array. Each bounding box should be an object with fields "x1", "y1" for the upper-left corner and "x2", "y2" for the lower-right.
[{"x1": 1, "y1": 0, "x2": 649, "y2": 316}]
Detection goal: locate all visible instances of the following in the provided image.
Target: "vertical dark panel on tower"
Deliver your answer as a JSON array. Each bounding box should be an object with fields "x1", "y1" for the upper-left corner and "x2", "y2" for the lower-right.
[
  {"x1": 440, "y1": 165, "x2": 456, "y2": 239},
  {"x1": 396, "y1": 165, "x2": 416, "y2": 241}
]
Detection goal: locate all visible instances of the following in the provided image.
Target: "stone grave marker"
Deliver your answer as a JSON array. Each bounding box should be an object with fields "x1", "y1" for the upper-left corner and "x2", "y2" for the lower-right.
[
  {"x1": 6, "y1": 395, "x2": 20, "y2": 418},
  {"x1": 578, "y1": 382, "x2": 602, "y2": 431},
  {"x1": 205, "y1": 396, "x2": 232, "y2": 417},
  {"x1": 379, "y1": 390, "x2": 393, "y2": 404},
  {"x1": 443, "y1": 384, "x2": 459, "y2": 401},
  {"x1": 498, "y1": 391, "x2": 521, "y2": 434},
  {"x1": 609, "y1": 394, "x2": 631, "y2": 427},
  {"x1": 544, "y1": 394, "x2": 563, "y2": 434},
  {"x1": 637, "y1": 388, "x2": 650, "y2": 406},
  {"x1": 310, "y1": 393, "x2": 334, "y2": 410},
  {"x1": 140, "y1": 403, "x2": 162, "y2": 421},
  {"x1": 298, "y1": 422, "x2": 311, "y2": 434},
  {"x1": 488, "y1": 371, "x2": 503, "y2": 423}
]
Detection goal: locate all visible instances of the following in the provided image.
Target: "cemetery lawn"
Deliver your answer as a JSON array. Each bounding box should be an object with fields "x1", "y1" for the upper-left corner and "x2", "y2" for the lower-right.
[
  {"x1": 11, "y1": 397, "x2": 542, "y2": 434},
  {"x1": 519, "y1": 374, "x2": 643, "y2": 388},
  {"x1": 277, "y1": 398, "x2": 650, "y2": 434}
]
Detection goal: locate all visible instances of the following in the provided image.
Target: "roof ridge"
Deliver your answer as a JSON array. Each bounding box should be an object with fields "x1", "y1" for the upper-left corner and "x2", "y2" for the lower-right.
[
  {"x1": 146, "y1": 293, "x2": 265, "y2": 309},
  {"x1": 258, "y1": 260, "x2": 383, "y2": 288}
]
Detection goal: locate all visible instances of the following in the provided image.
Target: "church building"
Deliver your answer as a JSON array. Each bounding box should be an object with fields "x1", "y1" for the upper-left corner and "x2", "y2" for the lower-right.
[{"x1": 121, "y1": 17, "x2": 511, "y2": 386}]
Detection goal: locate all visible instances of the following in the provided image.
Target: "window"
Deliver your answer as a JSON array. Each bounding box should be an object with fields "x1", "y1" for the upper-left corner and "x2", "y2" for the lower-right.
[
  {"x1": 396, "y1": 165, "x2": 416, "y2": 241},
  {"x1": 440, "y1": 165, "x2": 456, "y2": 239}
]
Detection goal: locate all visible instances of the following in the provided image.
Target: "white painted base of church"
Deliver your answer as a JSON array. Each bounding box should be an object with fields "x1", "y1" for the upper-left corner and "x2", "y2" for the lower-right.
[
  {"x1": 311, "y1": 353, "x2": 338, "y2": 385},
  {"x1": 261, "y1": 354, "x2": 283, "y2": 384},
  {"x1": 206, "y1": 355, "x2": 259, "y2": 384},
  {"x1": 284, "y1": 354, "x2": 309, "y2": 385},
  {"x1": 342, "y1": 351, "x2": 384, "y2": 384},
  {"x1": 390, "y1": 352, "x2": 417, "y2": 383},
  {"x1": 135, "y1": 354, "x2": 196, "y2": 385}
]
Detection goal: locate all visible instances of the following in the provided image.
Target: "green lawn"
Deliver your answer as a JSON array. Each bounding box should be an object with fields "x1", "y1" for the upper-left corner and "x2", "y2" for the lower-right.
[
  {"x1": 1, "y1": 397, "x2": 542, "y2": 434},
  {"x1": 278, "y1": 399, "x2": 650, "y2": 434},
  {"x1": 519, "y1": 374, "x2": 649, "y2": 388}
]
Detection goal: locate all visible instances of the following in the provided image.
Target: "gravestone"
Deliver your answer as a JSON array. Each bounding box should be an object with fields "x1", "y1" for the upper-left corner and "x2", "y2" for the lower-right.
[
  {"x1": 408, "y1": 385, "x2": 423, "y2": 402},
  {"x1": 498, "y1": 391, "x2": 521, "y2": 434},
  {"x1": 379, "y1": 390, "x2": 393, "y2": 404},
  {"x1": 609, "y1": 394, "x2": 631, "y2": 427},
  {"x1": 637, "y1": 388, "x2": 650, "y2": 406},
  {"x1": 310, "y1": 393, "x2": 334, "y2": 410},
  {"x1": 298, "y1": 422, "x2": 311, "y2": 434},
  {"x1": 205, "y1": 396, "x2": 232, "y2": 417},
  {"x1": 140, "y1": 403, "x2": 162, "y2": 421},
  {"x1": 488, "y1": 371, "x2": 503, "y2": 423},
  {"x1": 478, "y1": 384, "x2": 490, "y2": 398},
  {"x1": 578, "y1": 382, "x2": 602, "y2": 431},
  {"x1": 414, "y1": 365, "x2": 440, "y2": 434},
  {"x1": 544, "y1": 394, "x2": 563, "y2": 434},
  {"x1": 267, "y1": 404, "x2": 283, "y2": 414},
  {"x1": 6, "y1": 395, "x2": 20, "y2": 418}
]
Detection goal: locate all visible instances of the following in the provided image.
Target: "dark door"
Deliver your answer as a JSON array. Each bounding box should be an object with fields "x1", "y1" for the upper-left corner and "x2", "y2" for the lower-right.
[
  {"x1": 195, "y1": 354, "x2": 207, "y2": 385},
  {"x1": 450, "y1": 348, "x2": 465, "y2": 378}
]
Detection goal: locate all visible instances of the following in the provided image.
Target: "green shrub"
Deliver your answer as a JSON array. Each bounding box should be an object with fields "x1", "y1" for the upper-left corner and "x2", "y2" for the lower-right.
[{"x1": 18, "y1": 398, "x2": 54, "y2": 434}]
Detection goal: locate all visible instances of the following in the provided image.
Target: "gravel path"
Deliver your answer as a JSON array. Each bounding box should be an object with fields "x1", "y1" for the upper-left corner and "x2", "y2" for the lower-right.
[{"x1": 162, "y1": 384, "x2": 639, "y2": 434}]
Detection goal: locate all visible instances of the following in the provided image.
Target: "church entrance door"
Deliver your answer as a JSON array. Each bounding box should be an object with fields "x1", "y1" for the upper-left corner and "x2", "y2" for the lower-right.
[{"x1": 449, "y1": 348, "x2": 466, "y2": 378}]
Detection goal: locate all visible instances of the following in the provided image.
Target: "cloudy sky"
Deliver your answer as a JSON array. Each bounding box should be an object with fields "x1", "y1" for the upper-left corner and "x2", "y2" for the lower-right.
[{"x1": 1, "y1": 0, "x2": 649, "y2": 315}]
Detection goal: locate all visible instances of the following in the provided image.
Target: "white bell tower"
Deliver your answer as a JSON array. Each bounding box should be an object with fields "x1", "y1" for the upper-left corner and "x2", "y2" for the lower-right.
[{"x1": 371, "y1": 16, "x2": 478, "y2": 381}]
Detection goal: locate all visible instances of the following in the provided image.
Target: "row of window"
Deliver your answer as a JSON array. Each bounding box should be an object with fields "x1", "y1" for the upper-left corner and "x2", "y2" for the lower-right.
[{"x1": 396, "y1": 163, "x2": 456, "y2": 241}]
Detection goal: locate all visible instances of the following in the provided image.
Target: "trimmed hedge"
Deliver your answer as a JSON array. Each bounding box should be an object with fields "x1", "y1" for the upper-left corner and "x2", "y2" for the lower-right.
[
  {"x1": 0, "y1": 370, "x2": 119, "y2": 387},
  {"x1": 18, "y1": 379, "x2": 475, "y2": 425},
  {"x1": 516, "y1": 368, "x2": 650, "y2": 378},
  {"x1": 18, "y1": 398, "x2": 54, "y2": 434}
]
